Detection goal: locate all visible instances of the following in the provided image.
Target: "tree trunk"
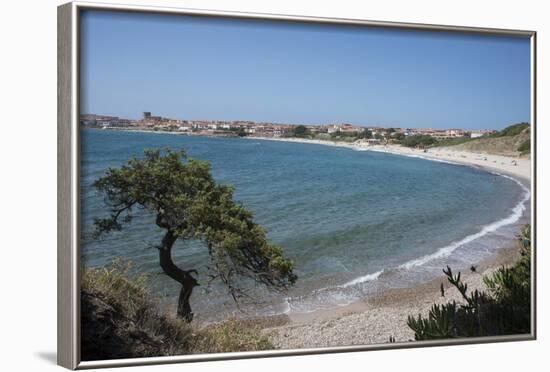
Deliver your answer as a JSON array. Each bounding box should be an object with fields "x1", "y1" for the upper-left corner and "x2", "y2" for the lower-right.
[{"x1": 158, "y1": 230, "x2": 198, "y2": 322}]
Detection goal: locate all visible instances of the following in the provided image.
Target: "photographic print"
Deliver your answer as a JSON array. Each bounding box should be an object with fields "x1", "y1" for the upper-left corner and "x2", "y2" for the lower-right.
[{"x1": 66, "y1": 4, "x2": 534, "y2": 366}]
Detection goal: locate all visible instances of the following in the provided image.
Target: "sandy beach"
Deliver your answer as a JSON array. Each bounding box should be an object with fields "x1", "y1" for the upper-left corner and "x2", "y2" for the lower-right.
[{"x1": 261, "y1": 243, "x2": 523, "y2": 349}]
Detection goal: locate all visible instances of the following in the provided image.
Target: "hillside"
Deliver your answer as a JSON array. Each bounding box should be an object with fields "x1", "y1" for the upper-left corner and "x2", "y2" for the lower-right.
[
  {"x1": 81, "y1": 262, "x2": 275, "y2": 361},
  {"x1": 445, "y1": 124, "x2": 530, "y2": 157}
]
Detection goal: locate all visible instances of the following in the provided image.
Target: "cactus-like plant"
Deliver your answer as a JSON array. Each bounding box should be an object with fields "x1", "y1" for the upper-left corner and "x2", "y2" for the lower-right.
[{"x1": 407, "y1": 225, "x2": 531, "y2": 340}]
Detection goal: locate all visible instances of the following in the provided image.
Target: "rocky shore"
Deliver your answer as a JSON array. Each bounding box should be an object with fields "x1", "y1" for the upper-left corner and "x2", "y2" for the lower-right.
[{"x1": 263, "y1": 245, "x2": 522, "y2": 349}]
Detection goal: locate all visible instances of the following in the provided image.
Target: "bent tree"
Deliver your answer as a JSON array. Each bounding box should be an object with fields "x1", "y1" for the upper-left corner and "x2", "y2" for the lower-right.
[{"x1": 93, "y1": 149, "x2": 297, "y2": 322}]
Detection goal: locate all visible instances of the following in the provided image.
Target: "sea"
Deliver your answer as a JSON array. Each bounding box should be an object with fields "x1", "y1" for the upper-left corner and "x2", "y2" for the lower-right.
[{"x1": 80, "y1": 129, "x2": 530, "y2": 322}]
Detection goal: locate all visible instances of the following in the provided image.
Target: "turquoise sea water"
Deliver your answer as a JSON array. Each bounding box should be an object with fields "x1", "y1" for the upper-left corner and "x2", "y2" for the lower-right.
[{"x1": 80, "y1": 129, "x2": 530, "y2": 321}]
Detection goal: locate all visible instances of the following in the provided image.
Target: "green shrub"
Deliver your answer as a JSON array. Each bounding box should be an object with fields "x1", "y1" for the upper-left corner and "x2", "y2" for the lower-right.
[
  {"x1": 407, "y1": 225, "x2": 531, "y2": 340},
  {"x1": 518, "y1": 139, "x2": 530, "y2": 154},
  {"x1": 402, "y1": 135, "x2": 437, "y2": 148},
  {"x1": 490, "y1": 123, "x2": 529, "y2": 137},
  {"x1": 431, "y1": 137, "x2": 473, "y2": 147}
]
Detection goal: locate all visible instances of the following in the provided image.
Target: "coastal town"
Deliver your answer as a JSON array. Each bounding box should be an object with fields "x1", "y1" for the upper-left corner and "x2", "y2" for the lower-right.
[{"x1": 80, "y1": 112, "x2": 496, "y2": 142}]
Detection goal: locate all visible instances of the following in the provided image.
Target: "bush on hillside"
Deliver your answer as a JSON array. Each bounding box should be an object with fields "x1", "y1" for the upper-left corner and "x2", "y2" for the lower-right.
[
  {"x1": 431, "y1": 137, "x2": 473, "y2": 147},
  {"x1": 518, "y1": 139, "x2": 530, "y2": 155},
  {"x1": 81, "y1": 260, "x2": 194, "y2": 360},
  {"x1": 490, "y1": 122, "x2": 530, "y2": 138},
  {"x1": 81, "y1": 260, "x2": 274, "y2": 360},
  {"x1": 401, "y1": 135, "x2": 437, "y2": 148},
  {"x1": 407, "y1": 225, "x2": 531, "y2": 340}
]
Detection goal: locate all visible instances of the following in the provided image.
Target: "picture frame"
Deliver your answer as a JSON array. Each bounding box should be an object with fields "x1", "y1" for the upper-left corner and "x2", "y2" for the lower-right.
[{"x1": 58, "y1": 1, "x2": 537, "y2": 369}]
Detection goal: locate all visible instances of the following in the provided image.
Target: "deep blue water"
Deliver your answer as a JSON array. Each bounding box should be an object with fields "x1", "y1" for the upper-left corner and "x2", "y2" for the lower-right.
[{"x1": 80, "y1": 129, "x2": 529, "y2": 321}]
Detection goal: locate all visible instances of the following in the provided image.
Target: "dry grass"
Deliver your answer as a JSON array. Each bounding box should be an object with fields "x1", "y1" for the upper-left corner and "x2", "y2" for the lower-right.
[
  {"x1": 193, "y1": 317, "x2": 273, "y2": 353},
  {"x1": 81, "y1": 260, "x2": 275, "y2": 360},
  {"x1": 451, "y1": 127, "x2": 530, "y2": 157}
]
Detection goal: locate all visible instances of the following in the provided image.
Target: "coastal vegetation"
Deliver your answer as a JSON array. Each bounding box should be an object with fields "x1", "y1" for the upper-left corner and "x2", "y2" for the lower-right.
[
  {"x1": 282, "y1": 122, "x2": 531, "y2": 156},
  {"x1": 401, "y1": 122, "x2": 531, "y2": 151},
  {"x1": 399, "y1": 135, "x2": 437, "y2": 148},
  {"x1": 407, "y1": 225, "x2": 531, "y2": 340},
  {"x1": 430, "y1": 136, "x2": 478, "y2": 148},
  {"x1": 448, "y1": 124, "x2": 530, "y2": 156},
  {"x1": 489, "y1": 122, "x2": 530, "y2": 138},
  {"x1": 292, "y1": 125, "x2": 310, "y2": 137},
  {"x1": 93, "y1": 149, "x2": 296, "y2": 322},
  {"x1": 81, "y1": 260, "x2": 274, "y2": 360},
  {"x1": 518, "y1": 139, "x2": 531, "y2": 155}
]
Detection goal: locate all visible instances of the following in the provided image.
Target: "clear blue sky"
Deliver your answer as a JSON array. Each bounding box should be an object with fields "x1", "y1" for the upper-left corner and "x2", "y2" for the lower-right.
[{"x1": 80, "y1": 10, "x2": 531, "y2": 130}]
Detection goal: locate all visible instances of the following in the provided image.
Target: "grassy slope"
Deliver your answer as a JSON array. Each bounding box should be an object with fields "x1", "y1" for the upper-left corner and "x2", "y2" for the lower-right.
[
  {"x1": 81, "y1": 261, "x2": 274, "y2": 361},
  {"x1": 445, "y1": 126, "x2": 530, "y2": 157}
]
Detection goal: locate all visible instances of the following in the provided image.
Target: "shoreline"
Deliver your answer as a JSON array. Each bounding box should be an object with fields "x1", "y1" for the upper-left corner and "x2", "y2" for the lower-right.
[
  {"x1": 262, "y1": 242, "x2": 524, "y2": 348},
  {"x1": 246, "y1": 136, "x2": 531, "y2": 184},
  {"x1": 91, "y1": 129, "x2": 532, "y2": 343},
  {"x1": 237, "y1": 136, "x2": 532, "y2": 347},
  {"x1": 89, "y1": 128, "x2": 531, "y2": 183}
]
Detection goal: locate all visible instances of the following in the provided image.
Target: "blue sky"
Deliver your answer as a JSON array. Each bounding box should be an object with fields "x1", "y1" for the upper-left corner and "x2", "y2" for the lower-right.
[{"x1": 80, "y1": 10, "x2": 531, "y2": 130}]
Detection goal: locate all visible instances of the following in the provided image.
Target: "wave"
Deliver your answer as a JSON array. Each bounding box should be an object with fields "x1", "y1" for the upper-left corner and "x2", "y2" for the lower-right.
[
  {"x1": 280, "y1": 146, "x2": 530, "y2": 313},
  {"x1": 339, "y1": 270, "x2": 384, "y2": 288},
  {"x1": 278, "y1": 171, "x2": 530, "y2": 315},
  {"x1": 352, "y1": 147, "x2": 530, "y2": 270},
  {"x1": 329, "y1": 169, "x2": 530, "y2": 288},
  {"x1": 398, "y1": 173, "x2": 530, "y2": 270}
]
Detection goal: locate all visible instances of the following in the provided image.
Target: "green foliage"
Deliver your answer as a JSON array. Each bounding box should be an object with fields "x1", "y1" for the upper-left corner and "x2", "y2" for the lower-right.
[
  {"x1": 361, "y1": 130, "x2": 374, "y2": 139},
  {"x1": 328, "y1": 131, "x2": 364, "y2": 142},
  {"x1": 391, "y1": 132, "x2": 406, "y2": 141},
  {"x1": 489, "y1": 122, "x2": 529, "y2": 138},
  {"x1": 237, "y1": 127, "x2": 248, "y2": 137},
  {"x1": 518, "y1": 139, "x2": 530, "y2": 155},
  {"x1": 401, "y1": 135, "x2": 437, "y2": 148},
  {"x1": 93, "y1": 149, "x2": 296, "y2": 302},
  {"x1": 407, "y1": 225, "x2": 531, "y2": 340},
  {"x1": 293, "y1": 125, "x2": 309, "y2": 137},
  {"x1": 431, "y1": 136, "x2": 474, "y2": 147}
]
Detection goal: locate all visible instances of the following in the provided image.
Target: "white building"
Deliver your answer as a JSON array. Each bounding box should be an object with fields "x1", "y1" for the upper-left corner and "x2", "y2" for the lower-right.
[{"x1": 327, "y1": 124, "x2": 340, "y2": 134}]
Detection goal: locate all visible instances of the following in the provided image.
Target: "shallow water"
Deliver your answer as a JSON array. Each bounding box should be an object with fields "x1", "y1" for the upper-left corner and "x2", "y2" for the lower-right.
[{"x1": 80, "y1": 129, "x2": 529, "y2": 321}]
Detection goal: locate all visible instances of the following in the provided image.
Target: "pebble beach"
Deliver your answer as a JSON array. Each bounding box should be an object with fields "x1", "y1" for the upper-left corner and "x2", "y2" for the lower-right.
[{"x1": 264, "y1": 244, "x2": 523, "y2": 349}]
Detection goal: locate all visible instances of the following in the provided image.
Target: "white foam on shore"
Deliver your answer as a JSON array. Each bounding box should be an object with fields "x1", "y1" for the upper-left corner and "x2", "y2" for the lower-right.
[
  {"x1": 268, "y1": 140, "x2": 531, "y2": 306},
  {"x1": 398, "y1": 173, "x2": 530, "y2": 270},
  {"x1": 279, "y1": 169, "x2": 530, "y2": 315},
  {"x1": 339, "y1": 270, "x2": 384, "y2": 288},
  {"x1": 322, "y1": 150, "x2": 530, "y2": 288}
]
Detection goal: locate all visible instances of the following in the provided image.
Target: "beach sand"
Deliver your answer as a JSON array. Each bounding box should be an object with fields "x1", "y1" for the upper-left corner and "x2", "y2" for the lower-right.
[
  {"x1": 366, "y1": 144, "x2": 531, "y2": 182},
  {"x1": 262, "y1": 244, "x2": 523, "y2": 349}
]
